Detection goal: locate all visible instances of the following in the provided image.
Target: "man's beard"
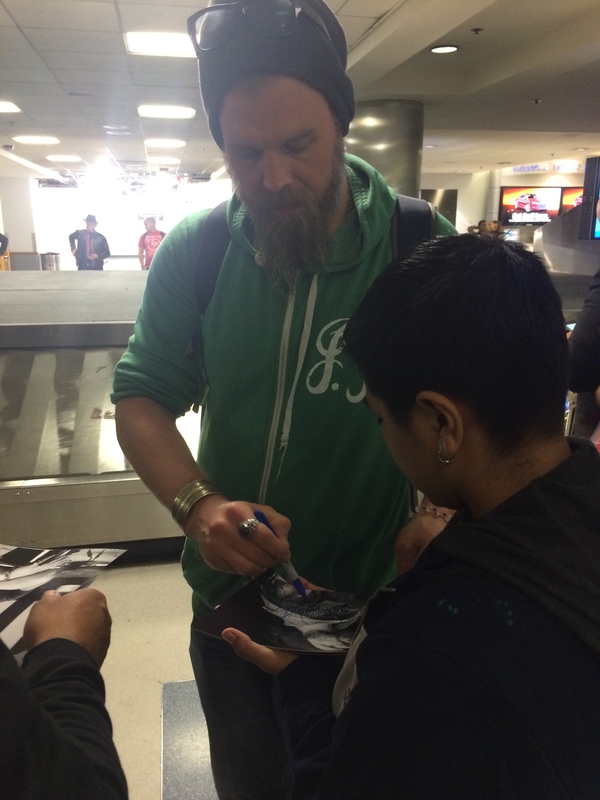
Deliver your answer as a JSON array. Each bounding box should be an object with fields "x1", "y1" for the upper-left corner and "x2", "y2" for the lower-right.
[{"x1": 229, "y1": 140, "x2": 346, "y2": 288}]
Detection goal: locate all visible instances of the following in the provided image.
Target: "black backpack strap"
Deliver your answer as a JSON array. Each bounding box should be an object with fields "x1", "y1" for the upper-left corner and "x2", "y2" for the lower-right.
[
  {"x1": 187, "y1": 201, "x2": 231, "y2": 409},
  {"x1": 194, "y1": 200, "x2": 231, "y2": 316},
  {"x1": 391, "y1": 194, "x2": 436, "y2": 260}
]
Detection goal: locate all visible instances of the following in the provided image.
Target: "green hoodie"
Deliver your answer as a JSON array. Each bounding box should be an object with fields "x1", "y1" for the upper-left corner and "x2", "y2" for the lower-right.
[{"x1": 112, "y1": 154, "x2": 455, "y2": 618}]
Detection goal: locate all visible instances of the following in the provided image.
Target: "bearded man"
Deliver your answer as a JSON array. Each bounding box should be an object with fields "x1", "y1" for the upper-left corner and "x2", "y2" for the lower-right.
[{"x1": 112, "y1": 1, "x2": 454, "y2": 797}]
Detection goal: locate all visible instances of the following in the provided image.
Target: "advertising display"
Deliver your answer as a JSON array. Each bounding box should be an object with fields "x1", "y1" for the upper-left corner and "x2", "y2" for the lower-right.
[
  {"x1": 559, "y1": 187, "x2": 584, "y2": 214},
  {"x1": 499, "y1": 186, "x2": 562, "y2": 226}
]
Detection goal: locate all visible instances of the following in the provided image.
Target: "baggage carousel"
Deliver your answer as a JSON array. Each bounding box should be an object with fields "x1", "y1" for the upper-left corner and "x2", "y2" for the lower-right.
[{"x1": 0, "y1": 271, "x2": 198, "y2": 550}]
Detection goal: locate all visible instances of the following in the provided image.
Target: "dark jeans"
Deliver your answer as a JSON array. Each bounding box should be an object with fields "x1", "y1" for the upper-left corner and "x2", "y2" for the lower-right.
[{"x1": 189, "y1": 624, "x2": 342, "y2": 800}]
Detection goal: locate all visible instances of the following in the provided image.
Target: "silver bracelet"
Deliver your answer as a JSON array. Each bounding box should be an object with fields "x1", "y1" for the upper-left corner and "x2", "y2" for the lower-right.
[
  {"x1": 409, "y1": 503, "x2": 454, "y2": 525},
  {"x1": 171, "y1": 479, "x2": 221, "y2": 528}
]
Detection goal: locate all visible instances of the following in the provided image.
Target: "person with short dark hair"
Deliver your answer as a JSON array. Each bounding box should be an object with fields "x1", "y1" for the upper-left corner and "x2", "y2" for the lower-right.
[
  {"x1": 1, "y1": 588, "x2": 128, "y2": 799},
  {"x1": 69, "y1": 215, "x2": 110, "y2": 271},
  {"x1": 225, "y1": 234, "x2": 600, "y2": 798},
  {"x1": 138, "y1": 217, "x2": 166, "y2": 270}
]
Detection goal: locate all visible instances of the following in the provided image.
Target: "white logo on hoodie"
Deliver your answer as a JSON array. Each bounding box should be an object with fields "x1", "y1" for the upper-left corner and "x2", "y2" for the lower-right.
[{"x1": 306, "y1": 319, "x2": 365, "y2": 403}]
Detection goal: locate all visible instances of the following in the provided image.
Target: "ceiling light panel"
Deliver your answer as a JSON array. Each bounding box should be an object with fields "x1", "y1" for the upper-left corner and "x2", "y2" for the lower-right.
[
  {"x1": 46, "y1": 154, "x2": 82, "y2": 162},
  {"x1": 144, "y1": 138, "x2": 186, "y2": 148},
  {"x1": 0, "y1": 101, "x2": 21, "y2": 113},
  {"x1": 125, "y1": 32, "x2": 195, "y2": 58},
  {"x1": 138, "y1": 105, "x2": 196, "y2": 119},
  {"x1": 13, "y1": 135, "x2": 60, "y2": 144}
]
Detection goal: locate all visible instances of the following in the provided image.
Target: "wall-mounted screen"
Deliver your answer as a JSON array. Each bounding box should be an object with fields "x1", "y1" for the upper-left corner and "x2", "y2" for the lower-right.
[
  {"x1": 499, "y1": 186, "x2": 562, "y2": 226},
  {"x1": 559, "y1": 187, "x2": 583, "y2": 214}
]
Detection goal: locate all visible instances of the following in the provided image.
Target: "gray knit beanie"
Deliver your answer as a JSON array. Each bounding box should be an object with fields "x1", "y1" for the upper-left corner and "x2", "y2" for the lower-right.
[{"x1": 197, "y1": 0, "x2": 355, "y2": 148}]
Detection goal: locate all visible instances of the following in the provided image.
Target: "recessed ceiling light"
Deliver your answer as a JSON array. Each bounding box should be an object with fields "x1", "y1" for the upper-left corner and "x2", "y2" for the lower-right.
[
  {"x1": 103, "y1": 124, "x2": 130, "y2": 130},
  {"x1": 359, "y1": 116, "x2": 384, "y2": 128},
  {"x1": 148, "y1": 155, "x2": 180, "y2": 165},
  {"x1": 46, "y1": 155, "x2": 82, "y2": 162},
  {"x1": 0, "y1": 101, "x2": 21, "y2": 113},
  {"x1": 574, "y1": 147, "x2": 589, "y2": 151},
  {"x1": 105, "y1": 130, "x2": 132, "y2": 136},
  {"x1": 431, "y1": 45, "x2": 458, "y2": 54},
  {"x1": 125, "y1": 32, "x2": 195, "y2": 58},
  {"x1": 372, "y1": 143, "x2": 390, "y2": 151},
  {"x1": 13, "y1": 135, "x2": 60, "y2": 145},
  {"x1": 144, "y1": 138, "x2": 186, "y2": 149},
  {"x1": 424, "y1": 145, "x2": 438, "y2": 148},
  {"x1": 138, "y1": 105, "x2": 196, "y2": 120}
]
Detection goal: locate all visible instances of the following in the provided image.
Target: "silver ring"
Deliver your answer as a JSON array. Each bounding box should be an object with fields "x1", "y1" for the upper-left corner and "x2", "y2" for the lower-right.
[{"x1": 238, "y1": 517, "x2": 258, "y2": 539}]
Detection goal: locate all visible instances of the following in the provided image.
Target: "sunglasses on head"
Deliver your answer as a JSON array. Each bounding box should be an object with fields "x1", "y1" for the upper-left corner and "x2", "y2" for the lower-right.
[{"x1": 187, "y1": 0, "x2": 331, "y2": 55}]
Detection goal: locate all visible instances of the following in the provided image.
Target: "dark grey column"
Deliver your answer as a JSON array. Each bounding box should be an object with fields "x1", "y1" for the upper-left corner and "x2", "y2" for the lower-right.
[{"x1": 345, "y1": 99, "x2": 424, "y2": 198}]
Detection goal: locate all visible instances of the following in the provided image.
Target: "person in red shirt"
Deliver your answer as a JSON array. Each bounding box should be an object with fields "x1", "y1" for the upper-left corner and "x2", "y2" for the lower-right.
[{"x1": 138, "y1": 217, "x2": 166, "y2": 270}]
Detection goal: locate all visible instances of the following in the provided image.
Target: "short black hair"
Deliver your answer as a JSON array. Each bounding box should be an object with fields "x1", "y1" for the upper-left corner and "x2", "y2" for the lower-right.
[{"x1": 344, "y1": 235, "x2": 568, "y2": 453}]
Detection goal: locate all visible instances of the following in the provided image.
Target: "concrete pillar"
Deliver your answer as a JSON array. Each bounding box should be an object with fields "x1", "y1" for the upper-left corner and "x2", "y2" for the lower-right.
[
  {"x1": 0, "y1": 178, "x2": 40, "y2": 269},
  {"x1": 345, "y1": 99, "x2": 424, "y2": 198}
]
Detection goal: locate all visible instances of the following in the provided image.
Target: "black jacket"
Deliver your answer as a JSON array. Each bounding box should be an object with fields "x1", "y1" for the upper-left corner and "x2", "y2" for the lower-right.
[
  {"x1": 0, "y1": 638, "x2": 128, "y2": 799},
  {"x1": 317, "y1": 440, "x2": 600, "y2": 799},
  {"x1": 68, "y1": 229, "x2": 110, "y2": 270}
]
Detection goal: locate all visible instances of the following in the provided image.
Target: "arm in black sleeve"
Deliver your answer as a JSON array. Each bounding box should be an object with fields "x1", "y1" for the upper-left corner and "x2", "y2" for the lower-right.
[
  {"x1": 569, "y1": 266, "x2": 600, "y2": 392},
  {"x1": 0, "y1": 232, "x2": 8, "y2": 256},
  {"x1": 1, "y1": 638, "x2": 128, "y2": 800},
  {"x1": 68, "y1": 230, "x2": 78, "y2": 251}
]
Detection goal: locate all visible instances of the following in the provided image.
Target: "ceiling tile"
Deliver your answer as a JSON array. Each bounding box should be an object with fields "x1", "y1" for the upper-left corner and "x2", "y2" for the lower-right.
[
  {"x1": 339, "y1": 16, "x2": 377, "y2": 48},
  {"x1": 339, "y1": 0, "x2": 399, "y2": 17},
  {"x1": 53, "y1": 69, "x2": 134, "y2": 86},
  {"x1": 41, "y1": 52, "x2": 129, "y2": 72},
  {"x1": 118, "y1": 3, "x2": 196, "y2": 32},
  {"x1": 0, "y1": 67, "x2": 57, "y2": 82},
  {"x1": 23, "y1": 28, "x2": 126, "y2": 54},
  {"x1": 1, "y1": 0, "x2": 120, "y2": 32}
]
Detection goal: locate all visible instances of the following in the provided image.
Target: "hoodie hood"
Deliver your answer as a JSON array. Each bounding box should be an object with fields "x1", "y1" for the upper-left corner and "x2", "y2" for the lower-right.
[
  {"x1": 226, "y1": 152, "x2": 396, "y2": 274},
  {"x1": 428, "y1": 438, "x2": 600, "y2": 655}
]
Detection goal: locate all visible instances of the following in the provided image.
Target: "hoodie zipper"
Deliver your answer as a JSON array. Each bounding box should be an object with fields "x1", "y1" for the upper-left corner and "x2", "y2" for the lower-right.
[
  {"x1": 258, "y1": 274, "x2": 319, "y2": 500},
  {"x1": 257, "y1": 285, "x2": 297, "y2": 504}
]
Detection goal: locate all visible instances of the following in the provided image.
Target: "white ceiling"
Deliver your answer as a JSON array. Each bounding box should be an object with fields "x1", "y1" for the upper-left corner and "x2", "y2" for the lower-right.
[{"x1": 0, "y1": 0, "x2": 599, "y2": 179}]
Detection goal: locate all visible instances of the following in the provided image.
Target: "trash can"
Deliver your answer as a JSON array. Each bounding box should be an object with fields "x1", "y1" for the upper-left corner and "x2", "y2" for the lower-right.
[{"x1": 41, "y1": 252, "x2": 60, "y2": 271}]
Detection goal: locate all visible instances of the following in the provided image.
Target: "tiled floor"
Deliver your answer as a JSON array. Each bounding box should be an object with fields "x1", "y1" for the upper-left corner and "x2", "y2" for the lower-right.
[{"x1": 94, "y1": 558, "x2": 216, "y2": 800}]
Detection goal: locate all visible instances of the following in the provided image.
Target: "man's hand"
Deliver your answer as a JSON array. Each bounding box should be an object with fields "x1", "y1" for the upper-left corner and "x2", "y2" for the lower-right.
[
  {"x1": 185, "y1": 495, "x2": 292, "y2": 577},
  {"x1": 71, "y1": 249, "x2": 76, "y2": 256},
  {"x1": 89, "y1": 253, "x2": 98, "y2": 260},
  {"x1": 23, "y1": 588, "x2": 112, "y2": 667},
  {"x1": 395, "y1": 513, "x2": 447, "y2": 574},
  {"x1": 222, "y1": 628, "x2": 298, "y2": 675}
]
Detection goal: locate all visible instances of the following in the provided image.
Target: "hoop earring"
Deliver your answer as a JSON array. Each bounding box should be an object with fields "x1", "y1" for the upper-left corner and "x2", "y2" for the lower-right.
[{"x1": 437, "y1": 438, "x2": 456, "y2": 465}]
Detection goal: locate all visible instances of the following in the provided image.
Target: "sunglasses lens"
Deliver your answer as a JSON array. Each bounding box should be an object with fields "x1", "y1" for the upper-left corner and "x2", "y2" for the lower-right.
[
  {"x1": 196, "y1": 8, "x2": 237, "y2": 51},
  {"x1": 244, "y1": 0, "x2": 296, "y2": 37}
]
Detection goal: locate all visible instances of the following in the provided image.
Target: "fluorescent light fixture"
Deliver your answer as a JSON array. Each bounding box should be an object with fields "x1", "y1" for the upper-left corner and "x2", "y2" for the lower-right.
[
  {"x1": 148, "y1": 155, "x2": 180, "y2": 165},
  {"x1": 357, "y1": 116, "x2": 383, "y2": 128},
  {"x1": 372, "y1": 143, "x2": 390, "y2": 151},
  {"x1": 13, "y1": 135, "x2": 60, "y2": 145},
  {"x1": 125, "y1": 31, "x2": 195, "y2": 58},
  {"x1": 144, "y1": 138, "x2": 186, "y2": 148},
  {"x1": 105, "y1": 130, "x2": 132, "y2": 136},
  {"x1": 431, "y1": 45, "x2": 458, "y2": 54},
  {"x1": 138, "y1": 105, "x2": 196, "y2": 119},
  {"x1": 103, "y1": 124, "x2": 129, "y2": 130},
  {"x1": 424, "y1": 145, "x2": 438, "y2": 148},
  {"x1": 46, "y1": 154, "x2": 82, "y2": 162},
  {"x1": 0, "y1": 101, "x2": 20, "y2": 113}
]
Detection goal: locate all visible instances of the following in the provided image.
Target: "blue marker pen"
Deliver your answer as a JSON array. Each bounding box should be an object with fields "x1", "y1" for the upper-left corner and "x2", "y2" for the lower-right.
[{"x1": 254, "y1": 510, "x2": 307, "y2": 602}]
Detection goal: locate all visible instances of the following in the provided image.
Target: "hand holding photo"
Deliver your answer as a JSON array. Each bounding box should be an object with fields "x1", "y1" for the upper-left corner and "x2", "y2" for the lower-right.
[{"x1": 193, "y1": 569, "x2": 369, "y2": 655}]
